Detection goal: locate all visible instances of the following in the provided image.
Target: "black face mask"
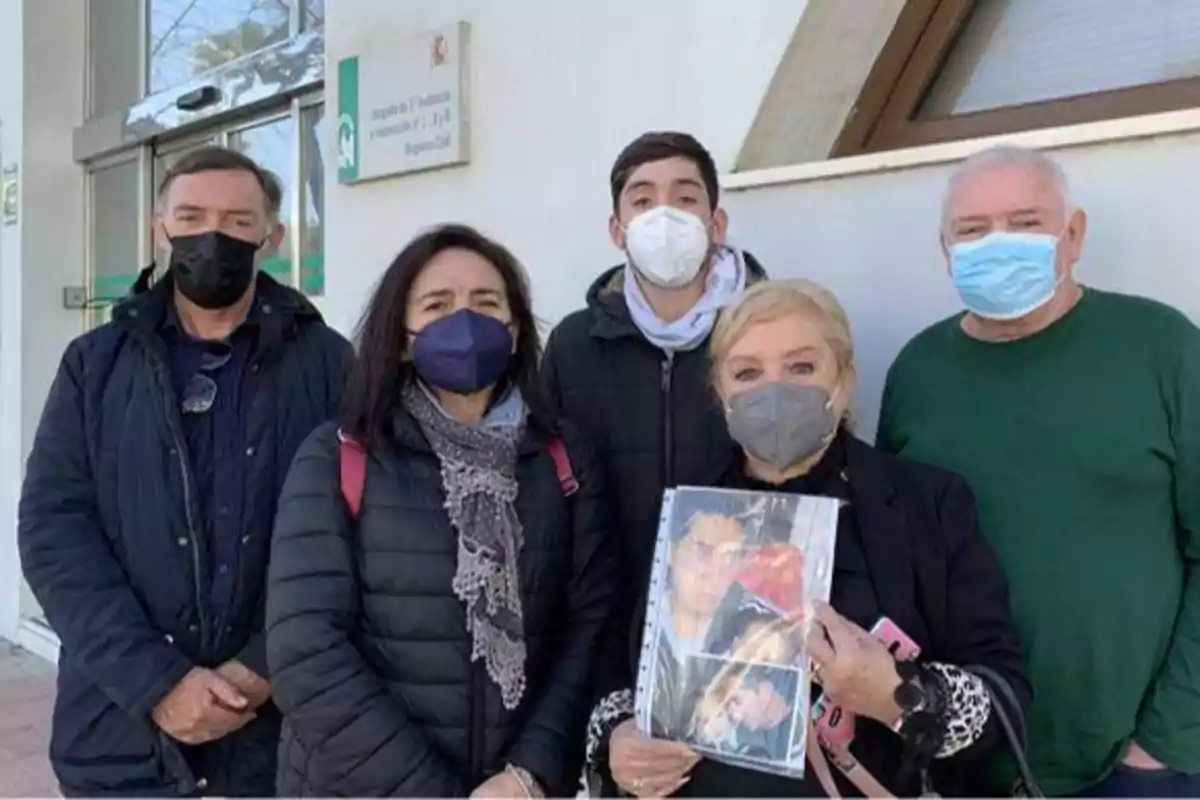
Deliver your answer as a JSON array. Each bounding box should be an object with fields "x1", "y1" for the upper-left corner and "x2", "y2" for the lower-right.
[{"x1": 168, "y1": 230, "x2": 260, "y2": 309}]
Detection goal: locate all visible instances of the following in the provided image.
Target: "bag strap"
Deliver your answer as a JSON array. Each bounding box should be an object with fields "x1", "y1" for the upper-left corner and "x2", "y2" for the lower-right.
[
  {"x1": 806, "y1": 719, "x2": 894, "y2": 798},
  {"x1": 337, "y1": 428, "x2": 368, "y2": 519},
  {"x1": 338, "y1": 431, "x2": 577, "y2": 518},
  {"x1": 966, "y1": 665, "x2": 1044, "y2": 798},
  {"x1": 808, "y1": 667, "x2": 1040, "y2": 799},
  {"x1": 546, "y1": 436, "x2": 579, "y2": 496}
]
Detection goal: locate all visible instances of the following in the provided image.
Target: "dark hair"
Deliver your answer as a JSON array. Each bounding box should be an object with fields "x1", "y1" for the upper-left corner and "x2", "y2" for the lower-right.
[
  {"x1": 609, "y1": 131, "x2": 720, "y2": 211},
  {"x1": 339, "y1": 223, "x2": 554, "y2": 450},
  {"x1": 157, "y1": 145, "x2": 283, "y2": 216},
  {"x1": 673, "y1": 491, "x2": 755, "y2": 544},
  {"x1": 672, "y1": 490, "x2": 800, "y2": 545}
]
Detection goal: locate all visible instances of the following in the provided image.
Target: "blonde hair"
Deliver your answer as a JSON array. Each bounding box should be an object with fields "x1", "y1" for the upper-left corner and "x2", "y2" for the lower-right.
[{"x1": 710, "y1": 279, "x2": 856, "y2": 381}]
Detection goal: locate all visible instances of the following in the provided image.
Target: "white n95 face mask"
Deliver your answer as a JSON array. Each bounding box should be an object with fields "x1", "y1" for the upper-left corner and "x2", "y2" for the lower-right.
[{"x1": 624, "y1": 205, "x2": 711, "y2": 288}]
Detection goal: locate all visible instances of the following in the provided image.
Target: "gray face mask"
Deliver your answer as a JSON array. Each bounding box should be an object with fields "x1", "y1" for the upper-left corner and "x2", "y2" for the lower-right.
[{"x1": 726, "y1": 382, "x2": 838, "y2": 471}]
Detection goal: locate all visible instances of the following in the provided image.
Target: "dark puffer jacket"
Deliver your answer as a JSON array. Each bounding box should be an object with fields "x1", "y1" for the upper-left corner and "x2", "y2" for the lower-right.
[
  {"x1": 267, "y1": 414, "x2": 616, "y2": 797},
  {"x1": 18, "y1": 272, "x2": 351, "y2": 797},
  {"x1": 541, "y1": 254, "x2": 766, "y2": 695}
]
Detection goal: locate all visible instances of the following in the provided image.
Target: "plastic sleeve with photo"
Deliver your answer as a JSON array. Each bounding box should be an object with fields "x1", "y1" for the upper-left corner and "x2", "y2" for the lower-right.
[{"x1": 633, "y1": 486, "x2": 840, "y2": 779}]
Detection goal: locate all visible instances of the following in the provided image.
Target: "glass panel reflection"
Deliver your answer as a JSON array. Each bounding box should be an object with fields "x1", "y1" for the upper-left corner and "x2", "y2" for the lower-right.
[
  {"x1": 305, "y1": 0, "x2": 325, "y2": 29},
  {"x1": 150, "y1": 0, "x2": 292, "y2": 94},
  {"x1": 90, "y1": 160, "x2": 143, "y2": 305},
  {"x1": 300, "y1": 104, "x2": 324, "y2": 295},
  {"x1": 229, "y1": 116, "x2": 295, "y2": 286}
]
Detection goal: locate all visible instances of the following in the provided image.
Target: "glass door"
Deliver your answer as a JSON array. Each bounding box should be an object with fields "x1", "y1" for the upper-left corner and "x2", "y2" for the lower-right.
[
  {"x1": 152, "y1": 133, "x2": 220, "y2": 206},
  {"x1": 228, "y1": 113, "x2": 295, "y2": 287}
]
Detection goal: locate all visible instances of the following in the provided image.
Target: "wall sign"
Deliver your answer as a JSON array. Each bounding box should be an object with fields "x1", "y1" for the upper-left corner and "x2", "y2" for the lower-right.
[
  {"x1": 337, "y1": 22, "x2": 471, "y2": 184},
  {"x1": 2, "y1": 165, "x2": 17, "y2": 226}
]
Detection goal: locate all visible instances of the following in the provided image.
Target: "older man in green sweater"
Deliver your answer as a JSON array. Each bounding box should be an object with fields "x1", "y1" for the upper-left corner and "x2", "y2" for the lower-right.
[{"x1": 878, "y1": 144, "x2": 1199, "y2": 797}]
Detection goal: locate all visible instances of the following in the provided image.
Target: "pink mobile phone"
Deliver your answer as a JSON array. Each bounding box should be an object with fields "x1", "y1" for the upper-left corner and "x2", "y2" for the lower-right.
[
  {"x1": 812, "y1": 691, "x2": 855, "y2": 751},
  {"x1": 812, "y1": 617, "x2": 920, "y2": 754},
  {"x1": 870, "y1": 616, "x2": 921, "y2": 662}
]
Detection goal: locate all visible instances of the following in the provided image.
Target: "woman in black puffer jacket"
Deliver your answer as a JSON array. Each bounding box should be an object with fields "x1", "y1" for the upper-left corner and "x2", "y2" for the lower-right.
[{"x1": 266, "y1": 224, "x2": 616, "y2": 797}]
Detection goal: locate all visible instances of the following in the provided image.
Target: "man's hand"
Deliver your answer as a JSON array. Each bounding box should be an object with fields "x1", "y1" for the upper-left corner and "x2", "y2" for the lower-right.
[
  {"x1": 1122, "y1": 741, "x2": 1167, "y2": 771},
  {"x1": 151, "y1": 667, "x2": 255, "y2": 745},
  {"x1": 216, "y1": 659, "x2": 270, "y2": 709}
]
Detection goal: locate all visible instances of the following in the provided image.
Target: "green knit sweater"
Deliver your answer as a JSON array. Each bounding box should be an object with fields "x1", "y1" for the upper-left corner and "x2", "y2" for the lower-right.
[{"x1": 878, "y1": 288, "x2": 1200, "y2": 796}]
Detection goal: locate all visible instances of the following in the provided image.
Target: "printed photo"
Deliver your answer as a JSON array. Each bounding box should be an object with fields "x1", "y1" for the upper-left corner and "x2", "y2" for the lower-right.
[
  {"x1": 681, "y1": 654, "x2": 801, "y2": 765},
  {"x1": 637, "y1": 486, "x2": 839, "y2": 777}
]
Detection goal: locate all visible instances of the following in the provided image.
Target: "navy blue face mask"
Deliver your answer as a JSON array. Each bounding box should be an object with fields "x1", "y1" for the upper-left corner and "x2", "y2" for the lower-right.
[{"x1": 409, "y1": 308, "x2": 514, "y2": 395}]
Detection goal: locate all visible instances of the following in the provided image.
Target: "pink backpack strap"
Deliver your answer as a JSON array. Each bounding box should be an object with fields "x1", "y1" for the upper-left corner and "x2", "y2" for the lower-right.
[
  {"x1": 337, "y1": 428, "x2": 368, "y2": 519},
  {"x1": 545, "y1": 437, "x2": 578, "y2": 496},
  {"x1": 806, "y1": 719, "x2": 895, "y2": 798}
]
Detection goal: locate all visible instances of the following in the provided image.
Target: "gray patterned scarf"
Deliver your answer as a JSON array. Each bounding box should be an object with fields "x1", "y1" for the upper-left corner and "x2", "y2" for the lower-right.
[{"x1": 402, "y1": 381, "x2": 528, "y2": 709}]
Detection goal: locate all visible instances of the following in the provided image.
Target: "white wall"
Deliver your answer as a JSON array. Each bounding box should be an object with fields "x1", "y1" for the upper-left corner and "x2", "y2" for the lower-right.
[
  {"x1": 323, "y1": 0, "x2": 806, "y2": 335},
  {"x1": 321, "y1": 2, "x2": 1200, "y2": 447},
  {"x1": 0, "y1": 0, "x2": 86, "y2": 642},
  {"x1": 726, "y1": 132, "x2": 1200, "y2": 440},
  {"x1": 0, "y1": 0, "x2": 25, "y2": 642}
]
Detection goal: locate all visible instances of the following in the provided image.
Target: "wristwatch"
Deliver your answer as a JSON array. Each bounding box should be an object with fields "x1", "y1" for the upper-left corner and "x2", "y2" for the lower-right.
[{"x1": 891, "y1": 662, "x2": 937, "y2": 734}]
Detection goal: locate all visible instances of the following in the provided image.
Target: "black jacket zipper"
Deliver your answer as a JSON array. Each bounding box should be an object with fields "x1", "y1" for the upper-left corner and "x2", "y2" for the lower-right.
[
  {"x1": 660, "y1": 354, "x2": 676, "y2": 488},
  {"x1": 155, "y1": 362, "x2": 208, "y2": 651}
]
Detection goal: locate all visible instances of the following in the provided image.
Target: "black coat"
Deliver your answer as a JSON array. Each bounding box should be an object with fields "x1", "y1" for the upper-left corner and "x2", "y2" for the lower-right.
[
  {"x1": 266, "y1": 414, "x2": 617, "y2": 797},
  {"x1": 17, "y1": 273, "x2": 351, "y2": 797},
  {"x1": 542, "y1": 256, "x2": 767, "y2": 697},
  {"x1": 613, "y1": 434, "x2": 1031, "y2": 797}
]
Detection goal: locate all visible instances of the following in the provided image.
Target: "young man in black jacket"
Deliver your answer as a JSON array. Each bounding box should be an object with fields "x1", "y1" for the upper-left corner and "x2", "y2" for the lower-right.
[{"x1": 541, "y1": 131, "x2": 766, "y2": 780}]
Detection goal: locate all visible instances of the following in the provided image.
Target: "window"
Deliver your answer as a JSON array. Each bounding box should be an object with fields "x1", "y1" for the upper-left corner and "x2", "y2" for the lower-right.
[
  {"x1": 86, "y1": 158, "x2": 143, "y2": 327},
  {"x1": 304, "y1": 0, "x2": 324, "y2": 29},
  {"x1": 223, "y1": 102, "x2": 326, "y2": 295},
  {"x1": 229, "y1": 115, "x2": 295, "y2": 285},
  {"x1": 87, "y1": 1, "x2": 325, "y2": 118},
  {"x1": 149, "y1": 0, "x2": 293, "y2": 94},
  {"x1": 299, "y1": 104, "x2": 325, "y2": 295},
  {"x1": 834, "y1": 0, "x2": 1200, "y2": 156}
]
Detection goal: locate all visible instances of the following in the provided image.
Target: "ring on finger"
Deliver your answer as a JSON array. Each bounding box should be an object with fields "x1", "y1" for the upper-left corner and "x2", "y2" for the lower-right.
[{"x1": 631, "y1": 778, "x2": 644, "y2": 794}]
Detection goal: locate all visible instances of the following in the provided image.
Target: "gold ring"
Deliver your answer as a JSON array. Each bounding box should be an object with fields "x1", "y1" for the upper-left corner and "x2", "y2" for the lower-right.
[{"x1": 632, "y1": 778, "x2": 644, "y2": 793}]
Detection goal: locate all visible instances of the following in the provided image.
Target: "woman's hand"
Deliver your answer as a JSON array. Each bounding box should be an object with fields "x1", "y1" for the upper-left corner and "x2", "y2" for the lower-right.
[
  {"x1": 806, "y1": 601, "x2": 904, "y2": 727},
  {"x1": 471, "y1": 771, "x2": 524, "y2": 798},
  {"x1": 609, "y1": 718, "x2": 700, "y2": 798},
  {"x1": 471, "y1": 767, "x2": 542, "y2": 798}
]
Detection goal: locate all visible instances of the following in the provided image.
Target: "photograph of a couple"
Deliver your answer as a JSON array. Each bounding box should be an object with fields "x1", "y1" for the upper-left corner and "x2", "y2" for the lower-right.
[{"x1": 635, "y1": 486, "x2": 839, "y2": 775}]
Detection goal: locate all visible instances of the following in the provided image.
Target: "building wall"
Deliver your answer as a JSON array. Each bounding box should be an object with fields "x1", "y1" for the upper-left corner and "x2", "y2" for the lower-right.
[
  {"x1": 322, "y1": 0, "x2": 807, "y2": 336},
  {"x1": 726, "y1": 132, "x2": 1200, "y2": 439},
  {"x1": 0, "y1": 0, "x2": 86, "y2": 644},
  {"x1": 3, "y1": 0, "x2": 1200, "y2": 652},
  {"x1": 322, "y1": 0, "x2": 1200, "y2": 444},
  {"x1": 0, "y1": 0, "x2": 25, "y2": 643}
]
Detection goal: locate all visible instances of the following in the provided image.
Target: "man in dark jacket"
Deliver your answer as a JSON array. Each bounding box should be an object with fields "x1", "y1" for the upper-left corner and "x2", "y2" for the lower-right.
[
  {"x1": 18, "y1": 146, "x2": 352, "y2": 797},
  {"x1": 541, "y1": 131, "x2": 766, "y2": 773}
]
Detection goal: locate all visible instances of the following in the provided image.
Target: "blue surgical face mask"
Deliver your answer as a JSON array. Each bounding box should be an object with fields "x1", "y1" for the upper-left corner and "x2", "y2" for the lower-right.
[
  {"x1": 409, "y1": 309, "x2": 514, "y2": 395},
  {"x1": 950, "y1": 231, "x2": 1062, "y2": 320}
]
